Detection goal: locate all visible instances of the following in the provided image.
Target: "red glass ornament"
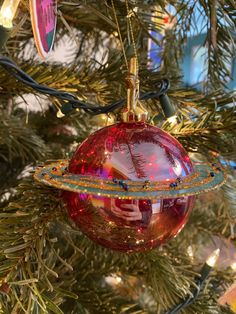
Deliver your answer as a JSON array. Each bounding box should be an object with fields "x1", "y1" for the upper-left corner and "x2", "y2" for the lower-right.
[{"x1": 63, "y1": 122, "x2": 195, "y2": 252}]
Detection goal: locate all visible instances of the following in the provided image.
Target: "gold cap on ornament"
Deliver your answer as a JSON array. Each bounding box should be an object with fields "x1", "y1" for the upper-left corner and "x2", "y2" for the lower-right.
[{"x1": 122, "y1": 57, "x2": 148, "y2": 122}]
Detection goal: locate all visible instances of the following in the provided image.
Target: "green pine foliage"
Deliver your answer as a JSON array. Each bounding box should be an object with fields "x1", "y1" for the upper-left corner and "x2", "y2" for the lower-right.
[{"x1": 0, "y1": 0, "x2": 236, "y2": 313}]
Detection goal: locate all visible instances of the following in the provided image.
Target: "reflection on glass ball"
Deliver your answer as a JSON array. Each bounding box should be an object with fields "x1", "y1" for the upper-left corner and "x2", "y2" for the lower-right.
[{"x1": 62, "y1": 122, "x2": 195, "y2": 252}]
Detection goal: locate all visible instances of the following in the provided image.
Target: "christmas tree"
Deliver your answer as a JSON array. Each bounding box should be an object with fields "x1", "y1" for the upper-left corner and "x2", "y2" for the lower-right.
[{"x1": 0, "y1": 1, "x2": 236, "y2": 313}]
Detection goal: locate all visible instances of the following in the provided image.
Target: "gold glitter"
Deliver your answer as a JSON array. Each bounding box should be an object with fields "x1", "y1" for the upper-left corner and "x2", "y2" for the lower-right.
[{"x1": 34, "y1": 160, "x2": 227, "y2": 200}]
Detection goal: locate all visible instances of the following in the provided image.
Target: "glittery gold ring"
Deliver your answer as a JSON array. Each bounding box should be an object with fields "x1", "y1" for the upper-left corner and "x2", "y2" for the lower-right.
[{"x1": 34, "y1": 160, "x2": 226, "y2": 200}]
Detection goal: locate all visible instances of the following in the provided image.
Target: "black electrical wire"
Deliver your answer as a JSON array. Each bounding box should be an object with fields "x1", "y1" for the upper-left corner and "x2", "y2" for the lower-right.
[
  {"x1": 165, "y1": 262, "x2": 214, "y2": 314},
  {"x1": 0, "y1": 56, "x2": 171, "y2": 116}
]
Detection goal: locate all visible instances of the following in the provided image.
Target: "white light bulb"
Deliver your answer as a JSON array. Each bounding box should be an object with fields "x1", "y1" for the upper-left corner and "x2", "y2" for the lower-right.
[
  {"x1": 105, "y1": 274, "x2": 122, "y2": 286},
  {"x1": 187, "y1": 245, "x2": 194, "y2": 259},
  {"x1": 56, "y1": 110, "x2": 65, "y2": 118},
  {"x1": 0, "y1": 0, "x2": 21, "y2": 28},
  {"x1": 2, "y1": 6, "x2": 12, "y2": 19},
  {"x1": 167, "y1": 115, "x2": 178, "y2": 126},
  {"x1": 206, "y1": 248, "x2": 220, "y2": 267},
  {"x1": 231, "y1": 262, "x2": 236, "y2": 271}
]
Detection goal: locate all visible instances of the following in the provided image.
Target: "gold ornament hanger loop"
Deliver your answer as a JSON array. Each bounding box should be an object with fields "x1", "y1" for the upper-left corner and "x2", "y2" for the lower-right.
[
  {"x1": 110, "y1": 0, "x2": 147, "y2": 122},
  {"x1": 110, "y1": 0, "x2": 129, "y2": 69}
]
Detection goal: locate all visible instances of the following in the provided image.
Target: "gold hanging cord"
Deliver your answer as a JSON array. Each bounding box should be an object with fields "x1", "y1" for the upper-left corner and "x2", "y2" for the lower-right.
[
  {"x1": 110, "y1": 0, "x2": 146, "y2": 122},
  {"x1": 111, "y1": 0, "x2": 129, "y2": 69},
  {"x1": 125, "y1": 0, "x2": 139, "y2": 69}
]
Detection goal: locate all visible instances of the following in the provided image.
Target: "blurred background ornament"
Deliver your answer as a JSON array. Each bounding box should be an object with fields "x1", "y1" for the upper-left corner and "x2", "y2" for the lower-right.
[{"x1": 30, "y1": 0, "x2": 57, "y2": 58}]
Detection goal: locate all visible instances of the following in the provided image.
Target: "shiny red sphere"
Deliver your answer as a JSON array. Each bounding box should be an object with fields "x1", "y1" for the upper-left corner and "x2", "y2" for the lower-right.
[{"x1": 63, "y1": 122, "x2": 195, "y2": 252}]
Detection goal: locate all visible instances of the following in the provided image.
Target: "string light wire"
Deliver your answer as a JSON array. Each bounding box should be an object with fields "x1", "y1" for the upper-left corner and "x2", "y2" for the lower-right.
[
  {"x1": 0, "y1": 56, "x2": 171, "y2": 116},
  {"x1": 165, "y1": 249, "x2": 220, "y2": 314}
]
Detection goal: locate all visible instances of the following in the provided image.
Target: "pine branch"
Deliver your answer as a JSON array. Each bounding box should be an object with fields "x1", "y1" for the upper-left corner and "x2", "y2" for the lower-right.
[
  {"x1": 0, "y1": 114, "x2": 49, "y2": 164},
  {"x1": 0, "y1": 113, "x2": 51, "y2": 199},
  {"x1": 0, "y1": 173, "x2": 234, "y2": 313},
  {"x1": 172, "y1": 189, "x2": 236, "y2": 251},
  {"x1": 161, "y1": 88, "x2": 236, "y2": 157},
  {"x1": 165, "y1": 0, "x2": 236, "y2": 89},
  {"x1": 0, "y1": 177, "x2": 214, "y2": 313},
  {"x1": 221, "y1": 173, "x2": 236, "y2": 220}
]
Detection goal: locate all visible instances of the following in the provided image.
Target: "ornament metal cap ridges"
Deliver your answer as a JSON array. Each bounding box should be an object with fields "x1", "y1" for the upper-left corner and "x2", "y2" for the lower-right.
[{"x1": 122, "y1": 57, "x2": 148, "y2": 123}]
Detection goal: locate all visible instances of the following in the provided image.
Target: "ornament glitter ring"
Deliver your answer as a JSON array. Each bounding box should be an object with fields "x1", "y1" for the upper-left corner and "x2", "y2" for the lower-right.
[{"x1": 34, "y1": 161, "x2": 226, "y2": 199}]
